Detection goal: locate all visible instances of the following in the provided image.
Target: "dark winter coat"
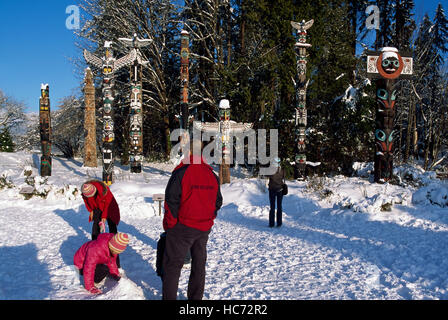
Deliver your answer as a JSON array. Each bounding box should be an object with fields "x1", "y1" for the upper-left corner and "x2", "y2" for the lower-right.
[
  {"x1": 82, "y1": 180, "x2": 120, "y2": 225},
  {"x1": 73, "y1": 233, "x2": 120, "y2": 291},
  {"x1": 163, "y1": 155, "x2": 223, "y2": 232},
  {"x1": 268, "y1": 167, "x2": 285, "y2": 192}
]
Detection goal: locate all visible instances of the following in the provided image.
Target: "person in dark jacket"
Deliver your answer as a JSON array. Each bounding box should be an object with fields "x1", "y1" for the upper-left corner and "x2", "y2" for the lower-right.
[
  {"x1": 267, "y1": 157, "x2": 285, "y2": 227},
  {"x1": 162, "y1": 139, "x2": 223, "y2": 300}
]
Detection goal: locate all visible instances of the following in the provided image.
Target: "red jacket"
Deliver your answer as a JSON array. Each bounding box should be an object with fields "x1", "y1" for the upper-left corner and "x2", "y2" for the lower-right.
[
  {"x1": 73, "y1": 233, "x2": 120, "y2": 291},
  {"x1": 82, "y1": 180, "x2": 120, "y2": 225},
  {"x1": 163, "y1": 155, "x2": 223, "y2": 232}
]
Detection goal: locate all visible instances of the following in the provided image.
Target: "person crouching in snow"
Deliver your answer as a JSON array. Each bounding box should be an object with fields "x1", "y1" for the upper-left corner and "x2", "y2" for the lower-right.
[
  {"x1": 74, "y1": 232, "x2": 129, "y2": 294},
  {"x1": 81, "y1": 180, "x2": 120, "y2": 241}
]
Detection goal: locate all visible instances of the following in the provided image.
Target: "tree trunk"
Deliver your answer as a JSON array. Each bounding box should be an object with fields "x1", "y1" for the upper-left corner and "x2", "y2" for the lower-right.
[{"x1": 163, "y1": 114, "x2": 171, "y2": 158}]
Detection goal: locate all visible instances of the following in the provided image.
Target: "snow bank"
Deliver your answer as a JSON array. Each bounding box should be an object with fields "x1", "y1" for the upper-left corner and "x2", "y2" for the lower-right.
[{"x1": 412, "y1": 183, "x2": 448, "y2": 208}]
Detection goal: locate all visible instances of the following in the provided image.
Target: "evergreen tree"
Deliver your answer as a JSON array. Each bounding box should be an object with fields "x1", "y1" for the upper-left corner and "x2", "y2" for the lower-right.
[
  {"x1": 393, "y1": 0, "x2": 416, "y2": 51},
  {"x1": 411, "y1": 5, "x2": 448, "y2": 168},
  {"x1": 0, "y1": 128, "x2": 15, "y2": 152},
  {"x1": 298, "y1": 0, "x2": 362, "y2": 174},
  {"x1": 375, "y1": 0, "x2": 395, "y2": 49},
  {"x1": 432, "y1": 3, "x2": 448, "y2": 64}
]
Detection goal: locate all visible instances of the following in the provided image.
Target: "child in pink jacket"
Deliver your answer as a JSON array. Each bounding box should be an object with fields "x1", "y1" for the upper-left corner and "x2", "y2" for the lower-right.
[{"x1": 74, "y1": 233, "x2": 129, "y2": 294}]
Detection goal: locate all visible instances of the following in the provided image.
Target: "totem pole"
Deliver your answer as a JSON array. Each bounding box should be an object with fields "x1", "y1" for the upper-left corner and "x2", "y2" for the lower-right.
[
  {"x1": 193, "y1": 99, "x2": 253, "y2": 184},
  {"x1": 83, "y1": 68, "x2": 97, "y2": 167},
  {"x1": 84, "y1": 42, "x2": 136, "y2": 185},
  {"x1": 180, "y1": 30, "x2": 190, "y2": 130},
  {"x1": 366, "y1": 47, "x2": 413, "y2": 183},
  {"x1": 39, "y1": 84, "x2": 51, "y2": 176},
  {"x1": 291, "y1": 19, "x2": 313, "y2": 180},
  {"x1": 118, "y1": 34, "x2": 152, "y2": 173}
]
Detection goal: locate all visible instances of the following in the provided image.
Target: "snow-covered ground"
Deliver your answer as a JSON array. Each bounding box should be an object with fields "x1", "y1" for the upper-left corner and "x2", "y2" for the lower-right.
[{"x1": 1, "y1": 151, "x2": 448, "y2": 300}]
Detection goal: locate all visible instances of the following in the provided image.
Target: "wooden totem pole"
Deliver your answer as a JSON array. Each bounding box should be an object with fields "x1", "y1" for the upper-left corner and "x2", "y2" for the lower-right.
[
  {"x1": 39, "y1": 84, "x2": 52, "y2": 176},
  {"x1": 119, "y1": 34, "x2": 152, "y2": 173},
  {"x1": 291, "y1": 19, "x2": 313, "y2": 180},
  {"x1": 84, "y1": 42, "x2": 136, "y2": 185},
  {"x1": 193, "y1": 99, "x2": 253, "y2": 184},
  {"x1": 83, "y1": 68, "x2": 97, "y2": 167},
  {"x1": 366, "y1": 47, "x2": 413, "y2": 183},
  {"x1": 180, "y1": 30, "x2": 190, "y2": 130}
]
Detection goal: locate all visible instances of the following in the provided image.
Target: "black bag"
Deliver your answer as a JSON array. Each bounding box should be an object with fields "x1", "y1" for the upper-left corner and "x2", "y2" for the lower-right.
[
  {"x1": 282, "y1": 183, "x2": 288, "y2": 195},
  {"x1": 156, "y1": 232, "x2": 167, "y2": 277}
]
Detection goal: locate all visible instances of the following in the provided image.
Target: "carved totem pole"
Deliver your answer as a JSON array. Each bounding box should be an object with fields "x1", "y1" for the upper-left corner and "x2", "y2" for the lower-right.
[
  {"x1": 366, "y1": 47, "x2": 413, "y2": 183},
  {"x1": 39, "y1": 84, "x2": 52, "y2": 176},
  {"x1": 83, "y1": 68, "x2": 97, "y2": 167},
  {"x1": 119, "y1": 34, "x2": 152, "y2": 173},
  {"x1": 180, "y1": 30, "x2": 190, "y2": 130},
  {"x1": 84, "y1": 42, "x2": 136, "y2": 185},
  {"x1": 291, "y1": 19, "x2": 313, "y2": 180},
  {"x1": 194, "y1": 99, "x2": 253, "y2": 184}
]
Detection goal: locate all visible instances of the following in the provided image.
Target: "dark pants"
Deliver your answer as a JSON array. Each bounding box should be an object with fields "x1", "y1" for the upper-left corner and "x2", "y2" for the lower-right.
[
  {"x1": 269, "y1": 189, "x2": 283, "y2": 227},
  {"x1": 162, "y1": 223, "x2": 210, "y2": 300},
  {"x1": 92, "y1": 209, "x2": 120, "y2": 267},
  {"x1": 79, "y1": 264, "x2": 110, "y2": 283}
]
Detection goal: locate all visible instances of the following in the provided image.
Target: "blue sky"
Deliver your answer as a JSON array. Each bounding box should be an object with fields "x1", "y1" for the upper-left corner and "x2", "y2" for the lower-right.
[
  {"x1": 0, "y1": 0, "x2": 82, "y2": 113},
  {"x1": 0, "y1": 0, "x2": 444, "y2": 113}
]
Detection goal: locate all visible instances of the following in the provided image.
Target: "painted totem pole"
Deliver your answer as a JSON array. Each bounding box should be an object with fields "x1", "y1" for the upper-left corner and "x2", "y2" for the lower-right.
[
  {"x1": 118, "y1": 34, "x2": 152, "y2": 173},
  {"x1": 291, "y1": 19, "x2": 313, "y2": 180},
  {"x1": 193, "y1": 99, "x2": 253, "y2": 184},
  {"x1": 39, "y1": 84, "x2": 51, "y2": 176},
  {"x1": 83, "y1": 68, "x2": 97, "y2": 167},
  {"x1": 180, "y1": 30, "x2": 190, "y2": 130},
  {"x1": 366, "y1": 47, "x2": 413, "y2": 183},
  {"x1": 84, "y1": 42, "x2": 136, "y2": 185}
]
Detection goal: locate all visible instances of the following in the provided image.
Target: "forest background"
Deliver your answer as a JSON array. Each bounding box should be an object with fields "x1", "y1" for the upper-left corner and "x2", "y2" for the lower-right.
[{"x1": 1, "y1": 0, "x2": 447, "y2": 179}]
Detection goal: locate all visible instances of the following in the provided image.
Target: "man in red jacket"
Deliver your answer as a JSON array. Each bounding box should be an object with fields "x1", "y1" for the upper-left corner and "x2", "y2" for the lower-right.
[
  {"x1": 162, "y1": 139, "x2": 223, "y2": 300},
  {"x1": 74, "y1": 232, "x2": 129, "y2": 294}
]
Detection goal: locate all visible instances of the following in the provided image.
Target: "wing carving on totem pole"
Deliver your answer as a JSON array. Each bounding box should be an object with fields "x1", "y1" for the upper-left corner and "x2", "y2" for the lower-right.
[
  {"x1": 291, "y1": 19, "x2": 314, "y2": 32},
  {"x1": 83, "y1": 49, "x2": 103, "y2": 69},
  {"x1": 193, "y1": 121, "x2": 220, "y2": 133},
  {"x1": 114, "y1": 49, "x2": 137, "y2": 71},
  {"x1": 230, "y1": 122, "x2": 253, "y2": 133},
  {"x1": 118, "y1": 34, "x2": 153, "y2": 48},
  {"x1": 134, "y1": 49, "x2": 150, "y2": 67}
]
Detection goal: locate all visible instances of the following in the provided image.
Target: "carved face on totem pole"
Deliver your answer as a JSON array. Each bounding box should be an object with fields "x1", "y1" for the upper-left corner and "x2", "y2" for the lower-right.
[
  {"x1": 41, "y1": 85, "x2": 49, "y2": 99},
  {"x1": 376, "y1": 48, "x2": 403, "y2": 80},
  {"x1": 366, "y1": 47, "x2": 413, "y2": 183},
  {"x1": 375, "y1": 81, "x2": 398, "y2": 183},
  {"x1": 374, "y1": 128, "x2": 395, "y2": 181},
  {"x1": 220, "y1": 109, "x2": 230, "y2": 122},
  {"x1": 373, "y1": 48, "x2": 402, "y2": 182}
]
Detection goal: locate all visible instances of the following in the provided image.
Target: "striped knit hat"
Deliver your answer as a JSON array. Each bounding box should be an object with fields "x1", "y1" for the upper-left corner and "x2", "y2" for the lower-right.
[
  {"x1": 109, "y1": 233, "x2": 129, "y2": 254},
  {"x1": 81, "y1": 183, "x2": 97, "y2": 198}
]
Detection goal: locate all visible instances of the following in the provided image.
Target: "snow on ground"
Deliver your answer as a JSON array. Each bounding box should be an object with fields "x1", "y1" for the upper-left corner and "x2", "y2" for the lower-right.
[{"x1": 1, "y1": 151, "x2": 448, "y2": 300}]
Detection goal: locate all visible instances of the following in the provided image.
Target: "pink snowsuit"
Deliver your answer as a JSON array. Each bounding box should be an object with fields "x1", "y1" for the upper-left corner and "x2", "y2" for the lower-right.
[{"x1": 73, "y1": 233, "x2": 120, "y2": 291}]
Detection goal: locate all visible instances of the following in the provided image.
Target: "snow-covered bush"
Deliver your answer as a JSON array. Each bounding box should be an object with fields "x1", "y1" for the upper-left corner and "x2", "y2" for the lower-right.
[
  {"x1": 0, "y1": 173, "x2": 14, "y2": 190},
  {"x1": 412, "y1": 183, "x2": 448, "y2": 208},
  {"x1": 394, "y1": 164, "x2": 438, "y2": 187},
  {"x1": 336, "y1": 192, "x2": 409, "y2": 214},
  {"x1": 305, "y1": 175, "x2": 333, "y2": 199},
  {"x1": 352, "y1": 162, "x2": 373, "y2": 178}
]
